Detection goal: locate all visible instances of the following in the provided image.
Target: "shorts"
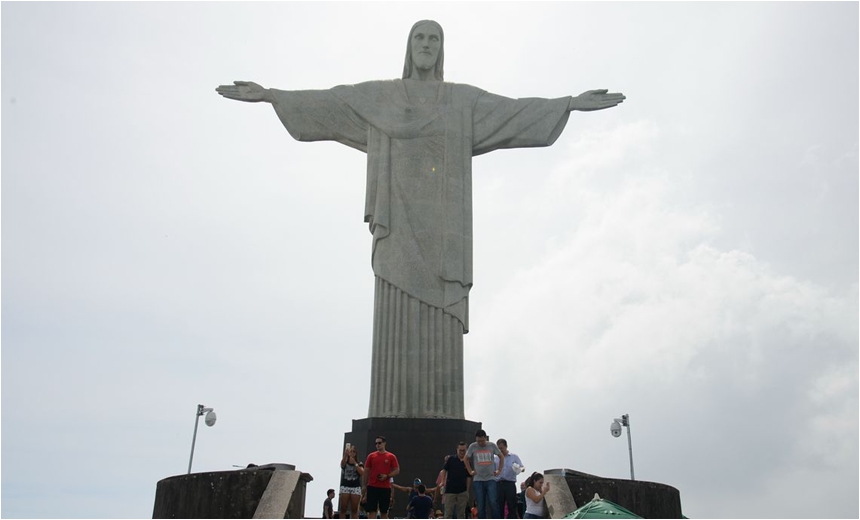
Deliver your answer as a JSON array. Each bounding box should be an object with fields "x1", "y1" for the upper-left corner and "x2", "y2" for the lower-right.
[
  {"x1": 364, "y1": 485, "x2": 391, "y2": 514},
  {"x1": 340, "y1": 485, "x2": 362, "y2": 496}
]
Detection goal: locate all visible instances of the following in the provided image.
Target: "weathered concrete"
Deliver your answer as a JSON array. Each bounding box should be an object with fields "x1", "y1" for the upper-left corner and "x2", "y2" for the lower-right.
[
  {"x1": 252, "y1": 471, "x2": 303, "y2": 519},
  {"x1": 152, "y1": 466, "x2": 312, "y2": 519},
  {"x1": 543, "y1": 473, "x2": 578, "y2": 518},
  {"x1": 545, "y1": 468, "x2": 682, "y2": 519}
]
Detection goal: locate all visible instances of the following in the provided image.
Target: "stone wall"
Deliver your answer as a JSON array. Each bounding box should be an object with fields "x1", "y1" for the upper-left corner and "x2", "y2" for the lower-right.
[
  {"x1": 546, "y1": 468, "x2": 683, "y2": 519},
  {"x1": 152, "y1": 466, "x2": 312, "y2": 519}
]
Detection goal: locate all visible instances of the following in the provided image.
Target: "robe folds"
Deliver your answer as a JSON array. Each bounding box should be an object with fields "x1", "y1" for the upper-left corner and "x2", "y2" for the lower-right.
[{"x1": 271, "y1": 80, "x2": 571, "y2": 418}]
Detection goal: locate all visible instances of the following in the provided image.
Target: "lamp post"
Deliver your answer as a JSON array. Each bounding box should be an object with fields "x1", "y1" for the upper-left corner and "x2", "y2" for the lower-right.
[
  {"x1": 610, "y1": 414, "x2": 635, "y2": 480},
  {"x1": 188, "y1": 404, "x2": 217, "y2": 474}
]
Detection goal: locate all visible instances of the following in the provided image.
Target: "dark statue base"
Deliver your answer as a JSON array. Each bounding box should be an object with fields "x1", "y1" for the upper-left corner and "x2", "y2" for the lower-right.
[{"x1": 344, "y1": 417, "x2": 482, "y2": 518}]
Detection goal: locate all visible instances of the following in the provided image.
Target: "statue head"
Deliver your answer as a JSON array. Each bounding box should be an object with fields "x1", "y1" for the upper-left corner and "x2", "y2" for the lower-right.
[{"x1": 402, "y1": 20, "x2": 444, "y2": 81}]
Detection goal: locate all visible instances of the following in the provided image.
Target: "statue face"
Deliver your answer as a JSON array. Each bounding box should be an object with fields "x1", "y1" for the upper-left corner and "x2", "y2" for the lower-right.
[{"x1": 410, "y1": 22, "x2": 441, "y2": 73}]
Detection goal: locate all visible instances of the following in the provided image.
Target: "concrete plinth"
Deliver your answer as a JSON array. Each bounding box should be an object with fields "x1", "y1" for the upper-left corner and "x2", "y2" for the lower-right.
[{"x1": 344, "y1": 417, "x2": 482, "y2": 518}]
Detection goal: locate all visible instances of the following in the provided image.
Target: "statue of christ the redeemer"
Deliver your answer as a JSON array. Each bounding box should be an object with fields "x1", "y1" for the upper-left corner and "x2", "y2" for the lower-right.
[{"x1": 216, "y1": 20, "x2": 624, "y2": 420}]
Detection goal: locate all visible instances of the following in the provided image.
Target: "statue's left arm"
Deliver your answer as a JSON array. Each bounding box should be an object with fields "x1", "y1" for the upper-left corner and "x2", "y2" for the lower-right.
[
  {"x1": 470, "y1": 87, "x2": 624, "y2": 156},
  {"x1": 471, "y1": 91, "x2": 572, "y2": 156}
]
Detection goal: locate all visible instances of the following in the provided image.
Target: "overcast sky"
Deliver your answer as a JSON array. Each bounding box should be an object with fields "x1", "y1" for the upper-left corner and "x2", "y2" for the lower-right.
[{"x1": 1, "y1": 2, "x2": 858, "y2": 519}]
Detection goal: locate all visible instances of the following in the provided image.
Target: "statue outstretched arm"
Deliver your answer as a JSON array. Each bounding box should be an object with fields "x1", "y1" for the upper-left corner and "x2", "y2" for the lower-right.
[
  {"x1": 568, "y1": 89, "x2": 625, "y2": 111},
  {"x1": 216, "y1": 81, "x2": 370, "y2": 151},
  {"x1": 215, "y1": 81, "x2": 275, "y2": 103}
]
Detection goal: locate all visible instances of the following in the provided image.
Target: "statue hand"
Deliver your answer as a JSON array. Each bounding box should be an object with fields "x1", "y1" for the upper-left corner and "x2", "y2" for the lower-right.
[
  {"x1": 569, "y1": 89, "x2": 625, "y2": 111},
  {"x1": 216, "y1": 81, "x2": 270, "y2": 103}
]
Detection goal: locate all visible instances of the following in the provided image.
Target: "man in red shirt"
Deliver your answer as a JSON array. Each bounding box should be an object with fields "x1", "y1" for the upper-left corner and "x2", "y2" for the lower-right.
[{"x1": 363, "y1": 436, "x2": 400, "y2": 519}]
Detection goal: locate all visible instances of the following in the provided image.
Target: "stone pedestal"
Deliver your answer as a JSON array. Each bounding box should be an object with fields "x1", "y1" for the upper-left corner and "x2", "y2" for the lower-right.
[{"x1": 344, "y1": 417, "x2": 482, "y2": 518}]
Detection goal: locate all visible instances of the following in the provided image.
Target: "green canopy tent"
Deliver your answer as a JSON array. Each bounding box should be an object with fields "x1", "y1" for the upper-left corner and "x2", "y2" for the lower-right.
[{"x1": 563, "y1": 494, "x2": 642, "y2": 519}]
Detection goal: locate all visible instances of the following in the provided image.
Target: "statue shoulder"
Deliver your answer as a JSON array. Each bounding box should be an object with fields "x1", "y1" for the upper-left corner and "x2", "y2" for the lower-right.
[
  {"x1": 446, "y1": 81, "x2": 485, "y2": 104},
  {"x1": 350, "y1": 78, "x2": 403, "y2": 92},
  {"x1": 446, "y1": 81, "x2": 481, "y2": 92},
  {"x1": 330, "y1": 79, "x2": 402, "y2": 105}
]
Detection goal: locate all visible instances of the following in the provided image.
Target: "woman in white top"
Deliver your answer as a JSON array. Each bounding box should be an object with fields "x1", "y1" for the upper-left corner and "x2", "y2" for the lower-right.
[{"x1": 523, "y1": 472, "x2": 549, "y2": 519}]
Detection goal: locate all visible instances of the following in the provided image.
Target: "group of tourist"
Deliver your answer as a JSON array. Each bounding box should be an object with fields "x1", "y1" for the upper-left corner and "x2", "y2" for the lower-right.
[{"x1": 324, "y1": 429, "x2": 550, "y2": 519}]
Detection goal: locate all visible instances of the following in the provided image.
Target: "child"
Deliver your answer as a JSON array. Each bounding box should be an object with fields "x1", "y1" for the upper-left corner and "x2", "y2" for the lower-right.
[{"x1": 407, "y1": 484, "x2": 434, "y2": 519}]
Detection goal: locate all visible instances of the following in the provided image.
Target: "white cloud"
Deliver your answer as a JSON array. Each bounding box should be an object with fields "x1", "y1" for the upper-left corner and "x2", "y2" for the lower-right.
[{"x1": 466, "y1": 122, "x2": 858, "y2": 517}]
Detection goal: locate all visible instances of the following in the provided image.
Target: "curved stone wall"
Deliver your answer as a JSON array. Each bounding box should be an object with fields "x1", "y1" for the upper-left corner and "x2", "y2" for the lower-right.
[
  {"x1": 546, "y1": 468, "x2": 683, "y2": 519},
  {"x1": 152, "y1": 465, "x2": 311, "y2": 519}
]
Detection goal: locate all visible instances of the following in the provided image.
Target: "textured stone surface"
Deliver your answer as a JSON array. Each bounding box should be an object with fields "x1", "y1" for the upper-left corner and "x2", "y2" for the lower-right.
[
  {"x1": 545, "y1": 468, "x2": 682, "y2": 519},
  {"x1": 252, "y1": 471, "x2": 302, "y2": 519},
  {"x1": 368, "y1": 277, "x2": 465, "y2": 419},
  {"x1": 543, "y1": 474, "x2": 578, "y2": 518},
  {"x1": 152, "y1": 467, "x2": 312, "y2": 519}
]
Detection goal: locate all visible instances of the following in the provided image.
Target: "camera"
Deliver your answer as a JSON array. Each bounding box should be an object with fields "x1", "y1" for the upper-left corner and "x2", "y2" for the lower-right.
[{"x1": 610, "y1": 421, "x2": 622, "y2": 437}]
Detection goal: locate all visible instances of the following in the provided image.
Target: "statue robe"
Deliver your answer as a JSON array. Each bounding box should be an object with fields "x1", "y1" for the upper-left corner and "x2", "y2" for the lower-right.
[{"x1": 270, "y1": 80, "x2": 571, "y2": 418}]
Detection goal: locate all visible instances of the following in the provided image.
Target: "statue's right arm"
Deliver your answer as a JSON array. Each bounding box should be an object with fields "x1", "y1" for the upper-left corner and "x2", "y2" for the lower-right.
[
  {"x1": 215, "y1": 81, "x2": 274, "y2": 103},
  {"x1": 217, "y1": 82, "x2": 370, "y2": 151}
]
